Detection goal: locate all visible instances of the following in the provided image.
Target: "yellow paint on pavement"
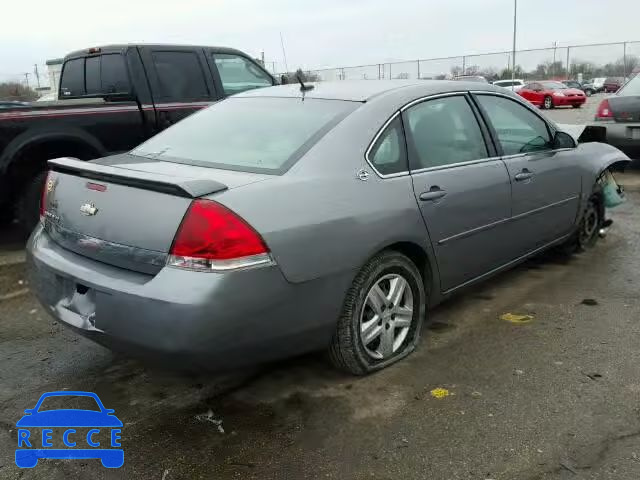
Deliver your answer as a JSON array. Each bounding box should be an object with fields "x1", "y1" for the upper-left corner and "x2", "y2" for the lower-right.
[
  {"x1": 430, "y1": 388, "x2": 450, "y2": 399},
  {"x1": 500, "y1": 313, "x2": 534, "y2": 324}
]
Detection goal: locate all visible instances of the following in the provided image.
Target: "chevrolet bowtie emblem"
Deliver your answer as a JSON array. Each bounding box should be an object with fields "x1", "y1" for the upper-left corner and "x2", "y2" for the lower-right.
[{"x1": 80, "y1": 202, "x2": 98, "y2": 216}]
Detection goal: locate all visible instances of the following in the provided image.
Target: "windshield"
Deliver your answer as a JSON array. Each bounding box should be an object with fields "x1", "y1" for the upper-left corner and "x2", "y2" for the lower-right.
[
  {"x1": 541, "y1": 81, "x2": 567, "y2": 90},
  {"x1": 618, "y1": 74, "x2": 640, "y2": 95},
  {"x1": 132, "y1": 97, "x2": 357, "y2": 174}
]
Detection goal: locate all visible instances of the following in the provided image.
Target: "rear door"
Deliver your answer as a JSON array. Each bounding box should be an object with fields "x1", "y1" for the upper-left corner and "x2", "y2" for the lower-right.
[
  {"x1": 474, "y1": 93, "x2": 581, "y2": 253},
  {"x1": 139, "y1": 47, "x2": 217, "y2": 130},
  {"x1": 58, "y1": 52, "x2": 147, "y2": 152},
  {"x1": 404, "y1": 93, "x2": 512, "y2": 292}
]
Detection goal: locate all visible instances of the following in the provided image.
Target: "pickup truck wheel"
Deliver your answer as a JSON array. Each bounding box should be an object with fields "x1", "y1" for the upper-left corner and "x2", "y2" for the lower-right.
[{"x1": 16, "y1": 171, "x2": 47, "y2": 236}]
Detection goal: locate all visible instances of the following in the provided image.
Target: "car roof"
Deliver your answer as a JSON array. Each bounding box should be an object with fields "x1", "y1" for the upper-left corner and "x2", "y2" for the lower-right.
[{"x1": 235, "y1": 80, "x2": 508, "y2": 102}]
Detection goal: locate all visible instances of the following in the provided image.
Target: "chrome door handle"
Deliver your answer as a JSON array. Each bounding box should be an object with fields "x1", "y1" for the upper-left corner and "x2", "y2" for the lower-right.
[
  {"x1": 514, "y1": 170, "x2": 533, "y2": 181},
  {"x1": 419, "y1": 189, "x2": 447, "y2": 201}
]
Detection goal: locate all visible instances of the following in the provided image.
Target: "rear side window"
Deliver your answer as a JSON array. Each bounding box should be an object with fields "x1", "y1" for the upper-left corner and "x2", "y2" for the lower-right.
[
  {"x1": 60, "y1": 58, "x2": 85, "y2": 97},
  {"x1": 404, "y1": 95, "x2": 488, "y2": 169},
  {"x1": 476, "y1": 95, "x2": 552, "y2": 155},
  {"x1": 368, "y1": 116, "x2": 407, "y2": 175},
  {"x1": 132, "y1": 98, "x2": 357, "y2": 174},
  {"x1": 212, "y1": 53, "x2": 273, "y2": 96},
  {"x1": 152, "y1": 51, "x2": 210, "y2": 102},
  {"x1": 101, "y1": 54, "x2": 131, "y2": 93}
]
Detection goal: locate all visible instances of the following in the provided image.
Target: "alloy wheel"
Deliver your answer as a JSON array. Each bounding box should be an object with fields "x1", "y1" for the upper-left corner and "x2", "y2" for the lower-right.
[{"x1": 359, "y1": 274, "x2": 413, "y2": 360}]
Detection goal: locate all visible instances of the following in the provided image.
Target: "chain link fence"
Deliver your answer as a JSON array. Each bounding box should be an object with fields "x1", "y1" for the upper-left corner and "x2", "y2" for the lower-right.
[{"x1": 287, "y1": 41, "x2": 640, "y2": 84}]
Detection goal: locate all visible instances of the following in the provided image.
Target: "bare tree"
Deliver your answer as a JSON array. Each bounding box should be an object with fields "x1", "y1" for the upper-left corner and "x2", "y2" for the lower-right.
[{"x1": 0, "y1": 82, "x2": 38, "y2": 101}]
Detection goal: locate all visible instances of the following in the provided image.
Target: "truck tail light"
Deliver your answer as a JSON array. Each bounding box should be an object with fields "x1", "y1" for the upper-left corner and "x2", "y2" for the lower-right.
[
  {"x1": 167, "y1": 199, "x2": 272, "y2": 272},
  {"x1": 595, "y1": 99, "x2": 614, "y2": 121}
]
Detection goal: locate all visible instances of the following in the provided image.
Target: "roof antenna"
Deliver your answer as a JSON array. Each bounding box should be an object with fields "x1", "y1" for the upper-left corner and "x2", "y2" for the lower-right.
[{"x1": 297, "y1": 73, "x2": 314, "y2": 92}]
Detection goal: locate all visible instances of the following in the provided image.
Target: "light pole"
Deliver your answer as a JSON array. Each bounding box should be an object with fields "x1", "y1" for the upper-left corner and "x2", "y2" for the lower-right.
[{"x1": 511, "y1": 0, "x2": 517, "y2": 83}]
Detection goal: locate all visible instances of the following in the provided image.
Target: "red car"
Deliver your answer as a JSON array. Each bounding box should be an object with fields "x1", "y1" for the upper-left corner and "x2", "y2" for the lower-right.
[{"x1": 517, "y1": 81, "x2": 586, "y2": 109}]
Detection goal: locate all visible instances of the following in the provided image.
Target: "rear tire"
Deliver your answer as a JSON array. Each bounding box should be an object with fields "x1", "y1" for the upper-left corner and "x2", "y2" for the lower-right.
[
  {"x1": 543, "y1": 96, "x2": 553, "y2": 109},
  {"x1": 585, "y1": 89, "x2": 593, "y2": 97},
  {"x1": 16, "y1": 171, "x2": 47, "y2": 237},
  {"x1": 329, "y1": 251, "x2": 425, "y2": 375}
]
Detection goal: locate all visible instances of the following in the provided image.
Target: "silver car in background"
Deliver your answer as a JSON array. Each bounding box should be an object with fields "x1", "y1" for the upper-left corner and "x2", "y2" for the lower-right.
[
  {"x1": 28, "y1": 80, "x2": 629, "y2": 375},
  {"x1": 492, "y1": 79, "x2": 525, "y2": 92},
  {"x1": 594, "y1": 73, "x2": 640, "y2": 158}
]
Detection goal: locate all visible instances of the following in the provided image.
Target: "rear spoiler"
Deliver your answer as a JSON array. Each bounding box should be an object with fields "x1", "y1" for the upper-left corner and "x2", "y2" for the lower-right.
[{"x1": 48, "y1": 157, "x2": 228, "y2": 198}]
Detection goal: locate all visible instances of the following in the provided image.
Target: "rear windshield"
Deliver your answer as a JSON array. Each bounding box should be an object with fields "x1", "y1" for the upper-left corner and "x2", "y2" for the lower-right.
[
  {"x1": 132, "y1": 97, "x2": 357, "y2": 174},
  {"x1": 618, "y1": 74, "x2": 640, "y2": 96}
]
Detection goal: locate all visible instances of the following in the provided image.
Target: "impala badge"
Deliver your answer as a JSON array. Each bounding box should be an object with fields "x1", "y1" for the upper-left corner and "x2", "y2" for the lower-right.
[{"x1": 80, "y1": 202, "x2": 98, "y2": 216}]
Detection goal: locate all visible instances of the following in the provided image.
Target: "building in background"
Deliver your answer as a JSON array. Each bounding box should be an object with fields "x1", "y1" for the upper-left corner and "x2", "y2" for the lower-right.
[{"x1": 46, "y1": 57, "x2": 63, "y2": 96}]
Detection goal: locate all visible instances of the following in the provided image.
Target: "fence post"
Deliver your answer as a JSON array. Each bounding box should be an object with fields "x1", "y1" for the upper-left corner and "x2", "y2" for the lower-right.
[
  {"x1": 417, "y1": 60, "x2": 420, "y2": 79},
  {"x1": 341, "y1": 68, "x2": 345, "y2": 80},
  {"x1": 623, "y1": 42, "x2": 628, "y2": 80},
  {"x1": 566, "y1": 47, "x2": 570, "y2": 78},
  {"x1": 462, "y1": 56, "x2": 466, "y2": 75}
]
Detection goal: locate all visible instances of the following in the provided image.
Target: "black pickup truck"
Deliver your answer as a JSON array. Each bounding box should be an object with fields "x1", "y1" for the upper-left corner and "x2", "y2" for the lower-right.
[{"x1": 0, "y1": 44, "x2": 275, "y2": 232}]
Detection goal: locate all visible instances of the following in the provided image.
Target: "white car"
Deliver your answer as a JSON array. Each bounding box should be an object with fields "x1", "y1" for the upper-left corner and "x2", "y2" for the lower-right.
[{"x1": 492, "y1": 79, "x2": 525, "y2": 92}]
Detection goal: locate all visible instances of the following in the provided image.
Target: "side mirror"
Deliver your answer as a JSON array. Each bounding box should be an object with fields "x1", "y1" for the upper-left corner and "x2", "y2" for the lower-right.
[
  {"x1": 553, "y1": 131, "x2": 577, "y2": 149},
  {"x1": 104, "y1": 409, "x2": 115, "y2": 414},
  {"x1": 24, "y1": 408, "x2": 34, "y2": 415},
  {"x1": 280, "y1": 74, "x2": 289, "y2": 85}
]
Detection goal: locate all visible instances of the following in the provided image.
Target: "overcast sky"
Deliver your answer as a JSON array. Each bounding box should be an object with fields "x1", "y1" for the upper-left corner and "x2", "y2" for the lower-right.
[{"x1": 2, "y1": 0, "x2": 639, "y2": 83}]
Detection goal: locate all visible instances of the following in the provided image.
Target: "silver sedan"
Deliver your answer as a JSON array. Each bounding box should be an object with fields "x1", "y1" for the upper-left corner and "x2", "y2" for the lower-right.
[{"x1": 28, "y1": 80, "x2": 629, "y2": 375}]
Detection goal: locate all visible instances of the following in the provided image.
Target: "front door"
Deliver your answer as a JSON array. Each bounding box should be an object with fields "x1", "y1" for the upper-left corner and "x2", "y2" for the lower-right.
[
  {"x1": 474, "y1": 94, "x2": 582, "y2": 252},
  {"x1": 404, "y1": 94, "x2": 512, "y2": 292}
]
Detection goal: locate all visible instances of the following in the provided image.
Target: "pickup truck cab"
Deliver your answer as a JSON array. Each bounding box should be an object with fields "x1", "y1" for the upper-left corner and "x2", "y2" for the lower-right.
[{"x1": 0, "y1": 44, "x2": 275, "y2": 232}]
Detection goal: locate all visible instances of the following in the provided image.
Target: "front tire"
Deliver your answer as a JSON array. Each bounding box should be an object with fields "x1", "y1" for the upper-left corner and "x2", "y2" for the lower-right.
[
  {"x1": 329, "y1": 251, "x2": 425, "y2": 375},
  {"x1": 543, "y1": 96, "x2": 553, "y2": 109},
  {"x1": 572, "y1": 104, "x2": 582, "y2": 108},
  {"x1": 560, "y1": 194, "x2": 602, "y2": 254}
]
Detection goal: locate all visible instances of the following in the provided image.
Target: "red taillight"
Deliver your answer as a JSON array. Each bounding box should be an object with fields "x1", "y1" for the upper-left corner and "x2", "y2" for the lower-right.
[
  {"x1": 595, "y1": 99, "x2": 614, "y2": 120},
  {"x1": 40, "y1": 171, "x2": 52, "y2": 222},
  {"x1": 168, "y1": 199, "x2": 271, "y2": 271}
]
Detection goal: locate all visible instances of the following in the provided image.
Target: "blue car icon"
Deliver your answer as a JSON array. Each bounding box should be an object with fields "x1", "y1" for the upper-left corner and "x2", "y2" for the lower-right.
[{"x1": 16, "y1": 391, "x2": 123, "y2": 468}]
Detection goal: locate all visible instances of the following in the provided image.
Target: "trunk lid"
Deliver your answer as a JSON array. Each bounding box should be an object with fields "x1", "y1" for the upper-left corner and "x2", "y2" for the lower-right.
[
  {"x1": 43, "y1": 154, "x2": 272, "y2": 274},
  {"x1": 606, "y1": 95, "x2": 640, "y2": 123}
]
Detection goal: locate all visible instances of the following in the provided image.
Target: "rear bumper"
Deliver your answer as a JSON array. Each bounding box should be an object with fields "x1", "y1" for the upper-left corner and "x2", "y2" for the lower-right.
[
  {"x1": 27, "y1": 226, "x2": 348, "y2": 368},
  {"x1": 593, "y1": 122, "x2": 640, "y2": 159}
]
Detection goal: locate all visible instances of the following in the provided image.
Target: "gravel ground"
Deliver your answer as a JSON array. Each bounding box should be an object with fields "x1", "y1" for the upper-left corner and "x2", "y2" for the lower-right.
[
  {"x1": 541, "y1": 92, "x2": 605, "y2": 126},
  {"x1": 0, "y1": 170, "x2": 639, "y2": 479}
]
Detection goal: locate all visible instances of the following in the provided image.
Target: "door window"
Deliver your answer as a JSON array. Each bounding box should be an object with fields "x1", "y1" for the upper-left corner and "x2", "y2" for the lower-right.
[
  {"x1": 212, "y1": 53, "x2": 273, "y2": 96},
  {"x1": 59, "y1": 58, "x2": 85, "y2": 97},
  {"x1": 152, "y1": 51, "x2": 210, "y2": 102},
  {"x1": 475, "y1": 95, "x2": 552, "y2": 155},
  {"x1": 368, "y1": 116, "x2": 407, "y2": 175},
  {"x1": 404, "y1": 95, "x2": 488, "y2": 170}
]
